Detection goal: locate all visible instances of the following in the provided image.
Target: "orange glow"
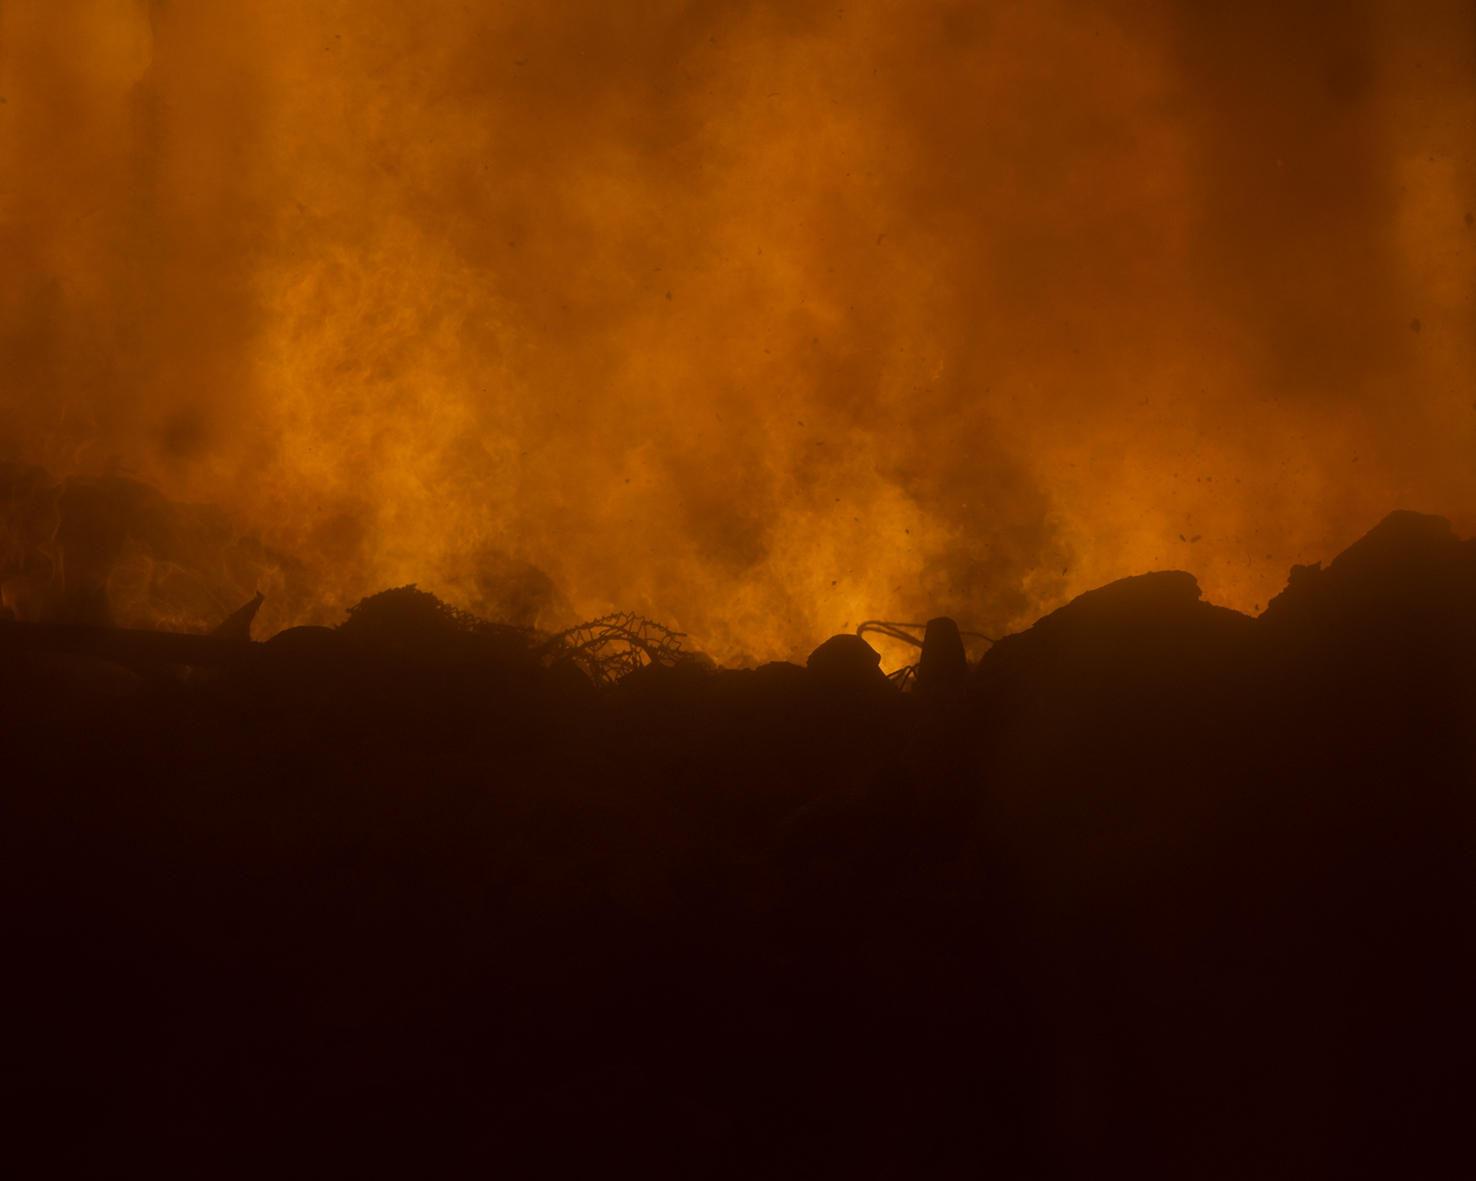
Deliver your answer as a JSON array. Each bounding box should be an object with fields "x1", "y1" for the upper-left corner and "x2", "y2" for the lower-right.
[{"x1": 2, "y1": 0, "x2": 1473, "y2": 665}]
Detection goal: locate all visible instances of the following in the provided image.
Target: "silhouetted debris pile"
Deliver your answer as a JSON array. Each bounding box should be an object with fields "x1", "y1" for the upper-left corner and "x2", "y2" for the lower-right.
[
  {"x1": 337, "y1": 583, "x2": 541, "y2": 664},
  {"x1": 539, "y1": 611, "x2": 705, "y2": 686},
  {"x1": 4, "y1": 509, "x2": 1475, "y2": 1175},
  {"x1": 335, "y1": 588, "x2": 706, "y2": 690}
]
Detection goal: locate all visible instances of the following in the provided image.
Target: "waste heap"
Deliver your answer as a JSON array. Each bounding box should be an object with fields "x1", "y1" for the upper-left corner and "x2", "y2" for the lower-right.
[{"x1": 3, "y1": 509, "x2": 1473, "y2": 1175}]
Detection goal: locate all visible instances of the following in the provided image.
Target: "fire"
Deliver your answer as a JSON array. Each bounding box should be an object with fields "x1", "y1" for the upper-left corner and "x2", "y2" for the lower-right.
[{"x1": 2, "y1": 0, "x2": 1473, "y2": 667}]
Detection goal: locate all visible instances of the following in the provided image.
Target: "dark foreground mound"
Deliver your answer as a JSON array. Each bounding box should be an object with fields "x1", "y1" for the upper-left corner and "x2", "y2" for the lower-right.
[{"x1": 3, "y1": 511, "x2": 1474, "y2": 1176}]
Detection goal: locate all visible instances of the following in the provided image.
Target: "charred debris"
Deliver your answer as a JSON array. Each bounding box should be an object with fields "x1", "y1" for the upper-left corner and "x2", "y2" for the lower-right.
[{"x1": 4, "y1": 509, "x2": 1476, "y2": 1175}]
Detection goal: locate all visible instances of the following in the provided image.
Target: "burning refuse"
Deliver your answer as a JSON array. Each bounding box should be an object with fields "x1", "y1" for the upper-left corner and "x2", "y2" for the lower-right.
[
  {"x1": 4, "y1": 505, "x2": 1475, "y2": 1172},
  {"x1": 3, "y1": 0, "x2": 1476, "y2": 1173},
  {"x1": 1, "y1": 0, "x2": 1473, "y2": 668},
  {"x1": 0, "y1": 459, "x2": 996, "y2": 679}
]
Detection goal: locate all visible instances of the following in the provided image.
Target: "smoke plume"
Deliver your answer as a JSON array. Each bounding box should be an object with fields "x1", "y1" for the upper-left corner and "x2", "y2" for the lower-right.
[{"x1": 2, "y1": 0, "x2": 1472, "y2": 664}]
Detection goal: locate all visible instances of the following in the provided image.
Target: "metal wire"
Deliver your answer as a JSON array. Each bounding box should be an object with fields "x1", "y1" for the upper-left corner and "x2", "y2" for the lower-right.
[
  {"x1": 537, "y1": 612, "x2": 697, "y2": 686},
  {"x1": 856, "y1": 620, "x2": 997, "y2": 647}
]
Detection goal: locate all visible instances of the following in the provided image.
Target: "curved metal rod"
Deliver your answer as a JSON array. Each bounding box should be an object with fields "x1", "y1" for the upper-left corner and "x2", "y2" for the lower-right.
[
  {"x1": 887, "y1": 663, "x2": 918, "y2": 688},
  {"x1": 857, "y1": 620, "x2": 927, "y2": 648},
  {"x1": 856, "y1": 620, "x2": 997, "y2": 647}
]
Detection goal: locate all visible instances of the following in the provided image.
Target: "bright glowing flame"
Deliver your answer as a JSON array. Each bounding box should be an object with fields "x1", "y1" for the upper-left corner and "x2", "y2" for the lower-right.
[{"x1": 1, "y1": 0, "x2": 1472, "y2": 665}]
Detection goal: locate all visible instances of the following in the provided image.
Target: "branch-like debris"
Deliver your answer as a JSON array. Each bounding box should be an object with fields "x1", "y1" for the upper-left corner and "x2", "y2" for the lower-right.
[{"x1": 536, "y1": 612, "x2": 699, "y2": 686}]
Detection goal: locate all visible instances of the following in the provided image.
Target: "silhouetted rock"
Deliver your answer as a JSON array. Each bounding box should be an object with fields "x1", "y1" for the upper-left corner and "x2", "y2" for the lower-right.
[
  {"x1": 753, "y1": 659, "x2": 809, "y2": 690},
  {"x1": 806, "y1": 633, "x2": 892, "y2": 693},
  {"x1": 916, "y1": 616, "x2": 968, "y2": 690},
  {"x1": 974, "y1": 568, "x2": 1255, "y2": 710},
  {"x1": 1261, "y1": 510, "x2": 1476, "y2": 643},
  {"x1": 1255, "y1": 509, "x2": 1476, "y2": 747}
]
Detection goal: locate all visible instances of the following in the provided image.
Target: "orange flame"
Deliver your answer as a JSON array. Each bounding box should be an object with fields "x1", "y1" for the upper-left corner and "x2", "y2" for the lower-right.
[{"x1": 2, "y1": 0, "x2": 1473, "y2": 666}]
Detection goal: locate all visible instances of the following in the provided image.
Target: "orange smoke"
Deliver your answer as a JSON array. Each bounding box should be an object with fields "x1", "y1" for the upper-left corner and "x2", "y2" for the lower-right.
[{"x1": 2, "y1": 0, "x2": 1473, "y2": 665}]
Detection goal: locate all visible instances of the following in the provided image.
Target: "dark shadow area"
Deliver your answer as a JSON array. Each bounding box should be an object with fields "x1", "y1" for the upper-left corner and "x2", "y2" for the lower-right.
[{"x1": 3, "y1": 509, "x2": 1473, "y2": 1176}]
